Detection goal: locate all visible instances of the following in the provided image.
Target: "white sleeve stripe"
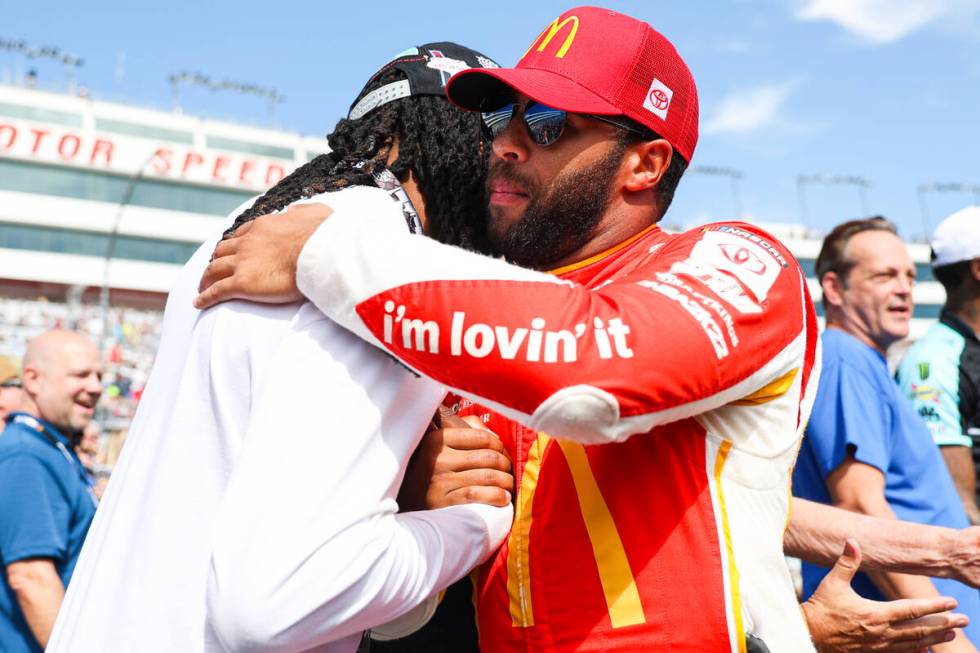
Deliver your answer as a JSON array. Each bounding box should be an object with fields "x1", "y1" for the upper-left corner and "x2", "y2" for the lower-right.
[
  {"x1": 297, "y1": 195, "x2": 563, "y2": 323},
  {"x1": 458, "y1": 328, "x2": 806, "y2": 446}
]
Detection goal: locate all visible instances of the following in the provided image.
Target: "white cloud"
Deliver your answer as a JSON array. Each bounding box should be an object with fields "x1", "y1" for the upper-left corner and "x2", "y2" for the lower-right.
[
  {"x1": 702, "y1": 81, "x2": 798, "y2": 136},
  {"x1": 796, "y1": 0, "x2": 980, "y2": 44}
]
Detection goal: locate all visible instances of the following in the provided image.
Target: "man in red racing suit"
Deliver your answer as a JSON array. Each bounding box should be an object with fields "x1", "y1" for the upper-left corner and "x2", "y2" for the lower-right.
[
  {"x1": 198, "y1": 7, "x2": 821, "y2": 651},
  {"x1": 292, "y1": 210, "x2": 820, "y2": 651},
  {"x1": 432, "y1": 216, "x2": 821, "y2": 652}
]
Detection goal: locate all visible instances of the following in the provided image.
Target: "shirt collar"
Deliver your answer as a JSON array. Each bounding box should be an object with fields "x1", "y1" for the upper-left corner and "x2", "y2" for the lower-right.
[
  {"x1": 825, "y1": 327, "x2": 888, "y2": 364},
  {"x1": 7, "y1": 411, "x2": 73, "y2": 447},
  {"x1": 940, "y1": 309, "x2": 980, "y2": 343}
]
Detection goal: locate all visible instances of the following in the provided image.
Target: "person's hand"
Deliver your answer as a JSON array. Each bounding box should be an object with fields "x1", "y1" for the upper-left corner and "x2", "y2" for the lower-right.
[
  {"x1": 944, "y1": 526, "x2": 980, "y2": 588},
  {"x1": 397, "y1": 405, "x2": 514, "y2": 512},
  {"x1": 801, "y1": 539, "x2": 968, "y2": 653},
  {"x1": 194, "y1": 203, "x2": 332, "y2": 310}
]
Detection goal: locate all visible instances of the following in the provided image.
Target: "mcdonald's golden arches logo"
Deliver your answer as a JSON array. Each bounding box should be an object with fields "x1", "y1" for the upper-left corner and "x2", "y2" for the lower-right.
[{"x1": 524, "y1": 15, "x2": 580, "y2": 59}]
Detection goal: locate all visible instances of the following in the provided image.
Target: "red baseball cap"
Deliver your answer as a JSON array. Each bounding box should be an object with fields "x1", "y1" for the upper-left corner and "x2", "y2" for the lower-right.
[{"x1": 446, "y1": 6, "x2": 699, "y2": 163}]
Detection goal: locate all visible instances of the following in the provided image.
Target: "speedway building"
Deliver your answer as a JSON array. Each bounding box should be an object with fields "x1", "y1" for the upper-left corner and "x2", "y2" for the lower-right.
[
  {"x1": 0, "y1": 83, "x2": 945, "y2": 335},
  {"x1": 0, "y1": 83, "x2": 327, "y2": 308}
]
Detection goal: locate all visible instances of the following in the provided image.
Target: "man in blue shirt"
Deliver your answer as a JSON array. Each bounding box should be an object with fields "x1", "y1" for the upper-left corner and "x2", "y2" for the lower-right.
[
  {"x1": 793, "y1": 217, "x2": 980, "y2": 650},
  {"x1": 0, "y1": 330, "x2": 102, "y2": 653}
]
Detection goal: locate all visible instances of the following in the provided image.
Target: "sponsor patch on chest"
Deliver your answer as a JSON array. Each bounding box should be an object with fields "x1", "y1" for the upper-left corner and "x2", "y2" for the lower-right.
[{"x1": 688, "y1": 230, "x2": 784, "y2": 303}]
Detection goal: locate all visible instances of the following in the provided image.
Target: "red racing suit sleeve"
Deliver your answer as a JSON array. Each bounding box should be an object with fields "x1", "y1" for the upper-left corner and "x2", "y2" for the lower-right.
[{"x1": 296, "y1": 191, "x2": 816, "y2": 445}]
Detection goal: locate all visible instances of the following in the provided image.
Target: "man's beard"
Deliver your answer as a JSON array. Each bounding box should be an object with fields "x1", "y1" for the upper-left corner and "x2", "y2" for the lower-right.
[{"x1": 486, "y1": 142, "x2": 626, "y2": 269}]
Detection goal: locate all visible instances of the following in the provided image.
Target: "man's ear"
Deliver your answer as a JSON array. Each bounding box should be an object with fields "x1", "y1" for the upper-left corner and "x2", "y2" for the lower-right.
[
  {"x1": 21, "y1": 365, "x2": 40, "y2": 396},
  {"x1": 622, "y1": 139, "x2": 673, "y2": 193},
  {"x1": 970, "y1": 258, "x2": 980, "y2": 283},
  {"x1": 821, "y1": 272, "x2": 846, "y2": 308}
]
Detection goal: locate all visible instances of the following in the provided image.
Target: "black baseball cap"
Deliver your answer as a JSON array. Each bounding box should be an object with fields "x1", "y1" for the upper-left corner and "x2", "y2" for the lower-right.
[{"x1": 347, "y1": 42, "x2": 500, "y2": 120}]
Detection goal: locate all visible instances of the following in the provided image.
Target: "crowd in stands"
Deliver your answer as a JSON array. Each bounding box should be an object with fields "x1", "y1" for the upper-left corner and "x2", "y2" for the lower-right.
[{"x1": 0, "y1": 297, "x2": 159, "y2": 433}]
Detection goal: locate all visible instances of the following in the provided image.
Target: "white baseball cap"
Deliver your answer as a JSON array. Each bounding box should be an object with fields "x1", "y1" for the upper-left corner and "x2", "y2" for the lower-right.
[{"x1": 932, "y1": 206, "x2": 980, "y2": 268}]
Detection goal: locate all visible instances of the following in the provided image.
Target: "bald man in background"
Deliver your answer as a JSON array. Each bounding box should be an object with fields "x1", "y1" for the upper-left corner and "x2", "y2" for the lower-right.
[{"x1": 0, "y1": 330, "x2": 102, "y2": 653}]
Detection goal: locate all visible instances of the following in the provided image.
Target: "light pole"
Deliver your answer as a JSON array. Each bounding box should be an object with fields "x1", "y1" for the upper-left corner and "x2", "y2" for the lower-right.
[
  {"x1": 168, "y1": 70, "x2": 284, "y2": 122},
  {"x1": 690, "y1": 166, "x2": 745, "y2": 219},
  {"x1": 917, "y1": 182, "x2": 980, "y2": 238},
  {"x1": 0, "y1": 38, "x2": 83, "y2": 91},
  {"x1": 99, "y1": 152, "x2": 157, "y2": 357},
  {"x1": 797, "y1": 174, "x2": 873, "y2": 231},
  {"x1": 796, "y1": 176, "x2": 810, "y2": 231}
]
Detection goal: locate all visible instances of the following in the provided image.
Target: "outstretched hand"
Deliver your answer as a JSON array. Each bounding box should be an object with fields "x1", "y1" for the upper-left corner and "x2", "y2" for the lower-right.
[
  {"x1": 801, "y1": 539, "x2": 968, "y2": 653},
  {"x1": 194, "y1": 202, "x2": 332, "y2": 310}
]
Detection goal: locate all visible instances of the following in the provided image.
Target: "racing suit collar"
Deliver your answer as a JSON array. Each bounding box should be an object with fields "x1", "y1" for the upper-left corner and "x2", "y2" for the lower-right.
[{"x1": 548, "y1": 224, "x2": 663, "y2": 276}]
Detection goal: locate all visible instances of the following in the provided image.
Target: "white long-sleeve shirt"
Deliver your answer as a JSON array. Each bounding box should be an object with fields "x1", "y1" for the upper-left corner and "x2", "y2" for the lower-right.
[{"x1": 48, "y1": 186, "x2": 512, "y2": 653}]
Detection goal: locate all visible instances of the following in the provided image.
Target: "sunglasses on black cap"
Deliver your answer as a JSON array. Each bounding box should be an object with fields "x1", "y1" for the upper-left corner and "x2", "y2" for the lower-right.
[{"x1": 481, "y1": 100, "x2": 654, "y2": 147}]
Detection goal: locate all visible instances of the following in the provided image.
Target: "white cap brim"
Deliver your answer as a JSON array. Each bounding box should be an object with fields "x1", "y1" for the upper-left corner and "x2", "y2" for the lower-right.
[{"x1": 932, "y1": 206, "x2": 980, "y2": 268}]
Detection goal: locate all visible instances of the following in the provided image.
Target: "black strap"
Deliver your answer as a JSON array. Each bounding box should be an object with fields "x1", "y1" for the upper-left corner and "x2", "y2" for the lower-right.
[
  {"x1": 357, "y1": 631, "x2": 372, "y2": 653},
  {"x1": 746, "y1": 633, "x2": 772, "y2": 653},
  {"x1": 372, "y1": 167, "x2": 423, "y2": 235}
]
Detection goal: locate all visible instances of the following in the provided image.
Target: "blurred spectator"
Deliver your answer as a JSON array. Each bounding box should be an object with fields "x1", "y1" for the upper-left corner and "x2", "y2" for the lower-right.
[
  {"x1": 792, "y1": 217, "x2": 980, "y2": 650},
  {"x1": 74, "y1": 422, "x2": 110, "y2": 500},
  {"x1": 0, "y1": 330, "x2": 102, "y2": 652},
  {"x1": 92, "y1": 469, "x2": 111, "y2": 502},
  {"x1": 0, "y1": 297, "x2": 157, "y2": 427},
  {"x1": 897, "y1": 206, "x2": 980, "y2": 524},
  {"x1": 75, "y1": 422, "x2": 101, "y2": 469},
  {"x1": 0, "y1": 356, "x2": 23, "y2": 422}
]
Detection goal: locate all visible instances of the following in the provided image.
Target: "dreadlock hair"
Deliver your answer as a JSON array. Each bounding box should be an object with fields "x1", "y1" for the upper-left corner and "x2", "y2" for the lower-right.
[{"x1": 226, "y1": 68, "x2": 493, "y2": 254}]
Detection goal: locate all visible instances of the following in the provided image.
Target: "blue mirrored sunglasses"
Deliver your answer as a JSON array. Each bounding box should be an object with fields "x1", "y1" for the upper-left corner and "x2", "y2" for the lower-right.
[
  {"x1": 481, "y1": 102, "x2": 567, "y2": 146},
  {"x1": 481, "y1": 101, "x2": 654, "y2": 147}
]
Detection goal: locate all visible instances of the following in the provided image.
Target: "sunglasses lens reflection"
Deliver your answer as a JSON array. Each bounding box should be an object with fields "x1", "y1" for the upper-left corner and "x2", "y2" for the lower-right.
[
  {"x1": 481, "y1": 104, "x2": 516, "y2": 140},
  {"x1": 480, "y1": 102, "x2": 568, "y2": 146},
  {"x1": 524, "y1": 103, "x2": 566, "y2": 146}
]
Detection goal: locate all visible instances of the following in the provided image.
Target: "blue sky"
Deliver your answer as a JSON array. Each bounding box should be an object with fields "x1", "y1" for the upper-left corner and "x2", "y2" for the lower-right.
[{"x1": 3, "y1": 0, "x2": 979, "y2": 241}]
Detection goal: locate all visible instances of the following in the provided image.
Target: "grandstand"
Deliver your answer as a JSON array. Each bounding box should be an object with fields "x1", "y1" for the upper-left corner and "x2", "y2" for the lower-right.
[
  {"x1": 0, "y1": 82, "x2": 326, "y2": 448},
  {"x1": 0, "y1": 83, "x2": 327, "y2": 306},
  {"x1": 0, "y1": 83, "x2": 947, "y2": 461}
]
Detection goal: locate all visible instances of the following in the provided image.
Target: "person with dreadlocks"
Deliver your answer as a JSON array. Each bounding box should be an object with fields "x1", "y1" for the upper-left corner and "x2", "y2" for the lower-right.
[
  {"x1": 196, "y1": 7, "x2": 980, "y2": 652},
  {"x1": 46, "y1": 43, "x2": 513, "y2": 653}
]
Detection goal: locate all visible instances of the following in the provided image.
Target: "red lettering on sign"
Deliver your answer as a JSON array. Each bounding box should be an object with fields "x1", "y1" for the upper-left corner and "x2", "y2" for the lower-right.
[
  {"x1": 57, "y1": 134, "x2": 81, "y2": 160},
  {"x1": 238, "y1": 159, "x2": 255, "y2": 185},
  {"x1": 90, "y1": 139, "x2": 114, "y2": 165},
  {"x1": 212, "y1": 156, "x2": 229, "y2": 182},
  {"x1": 182, "y1": 152, "x2": 204, "y2": 174},
  {"x1": 30, "y1": 128, "x2": 51, "y2": 154},
  {"x1": 151, "y1": 148, "x2": 172, "y2": 174},
  {"x1": 265, "y1": 164, "x2": 284, "y2": 186},
  {"x1": 0, "y1": 124, "x2": 15, "y2": 149}
]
